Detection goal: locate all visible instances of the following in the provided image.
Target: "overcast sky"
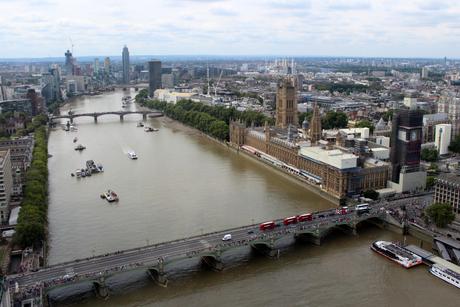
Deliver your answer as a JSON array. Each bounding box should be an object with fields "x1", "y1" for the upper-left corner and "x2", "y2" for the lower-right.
[{"x1": 0, "y1": 0, "x2": 458, "y2": 58}]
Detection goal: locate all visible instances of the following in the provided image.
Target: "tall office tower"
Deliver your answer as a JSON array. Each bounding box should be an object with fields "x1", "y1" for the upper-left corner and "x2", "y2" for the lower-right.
[
  {"x1": 94, "y1": 58, "x2": 99, "y2": 74},
  {"x1": 104, "y1": 57, "x2": 111, "y2": 74},
  {"x1": 50, "y1": 68, "x2": 61, "y2": 101},
  {"x1": 390, "y1": 109, "x2": 423, "y2": 183},
  {"x1": 41, "y1": 68, "x2": 62, "y2": 104},
  {"x1": 421, "y1": 67, "x2": 429, "y2": 79},
  {"x1": 64, "y1": 50, "x2": 74, "y2": 75},
  {"x1": 275, "y1": 77, "x2": 297, "y2": 129},
  {"x1": 309, "y1": 102, "x2": 322, "y2": 144},
  {"x1": 435, "y1": 124, "x2": 452, "y2": 155},
  {"x1": 148, "y1": 60, "x2": 162, "y2": 97},
  {"x1": 122, "y1": 45, "x2": 130, "y2": 84}
]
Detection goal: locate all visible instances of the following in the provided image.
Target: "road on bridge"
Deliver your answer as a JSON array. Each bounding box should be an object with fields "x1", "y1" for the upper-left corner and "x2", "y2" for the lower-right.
[{"x1": 8, "y1": 194, "x2": 432, "y2": 290}]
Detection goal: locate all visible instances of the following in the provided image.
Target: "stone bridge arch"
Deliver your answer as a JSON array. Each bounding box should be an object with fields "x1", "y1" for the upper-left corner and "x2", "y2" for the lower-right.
[
  {"x1": 92, "y1": 278, "x2": 109, "y2": 298},
  {"x1": 250, "y1": 239, "x2": 279, "y2": 258},
  {"x1": 147, "y1": 267, "x2": 168, "y2": 287},
  {"x1": 200, "y1": 253, "x2": 224, "y2": 271}
]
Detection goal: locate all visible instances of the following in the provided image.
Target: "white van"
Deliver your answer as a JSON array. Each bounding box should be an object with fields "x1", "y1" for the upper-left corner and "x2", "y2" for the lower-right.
[{"x1": 222, "y1": 234, "x2": 232, "y2": 241}]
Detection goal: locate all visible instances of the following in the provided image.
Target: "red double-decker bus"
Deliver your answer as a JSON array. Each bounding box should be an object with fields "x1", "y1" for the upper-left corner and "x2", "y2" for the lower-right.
[
  {"x1": 297, "y1": 213, "x2": 313, "y2": 222},
  {"x1": 283, "y1": 216, "x2": 298, "y2": 225},
  {"x1": 335, "y1": 207, "x2": 348, "y2": 215},
  {"x1": 259, "y1": 221, "x2": 276, "y2": 231}
]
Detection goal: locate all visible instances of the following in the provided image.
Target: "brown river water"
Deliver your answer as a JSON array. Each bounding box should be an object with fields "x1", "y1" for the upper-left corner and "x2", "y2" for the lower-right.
[{"x1": 47, "y1": 89, "x2": 460, "y2": 306}]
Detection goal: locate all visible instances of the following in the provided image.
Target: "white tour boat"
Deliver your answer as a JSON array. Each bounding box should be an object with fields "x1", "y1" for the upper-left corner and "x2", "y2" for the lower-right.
[{"x1": 429, "y1": 264, "x2": 460, "y2": 288}]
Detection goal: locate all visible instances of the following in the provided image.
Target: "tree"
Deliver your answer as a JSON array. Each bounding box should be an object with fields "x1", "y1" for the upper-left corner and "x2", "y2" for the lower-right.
[
  {"x1": 421, "y1": 148, "x2": 439, "y2": 162},
  {"x1": 314, "y1": 82, "x2": 369, "y2": 94},
  {"x1": 382, "y1": 110, "x2": 394, "y2": 122},
  {"x1": 429, "y1": 163, "x2": 439, "y2": 172},
  {"x1": 298, "y1": 111, "x2": 312, "y2": 126},
  {"x1": 135, "y1": 89, "x2": 149, "y2": 104},
  {"x1": 425, "y1": 203, "x2": 455, "y2": 228},
  {"x1": 134, "y1": 95, "x2": 274, "y2": 141},
  {"x1": 355, "y1": 120, "x2": 374, "y2": 133},
  {"x1": 322, "y1": 111, "x2": 348, "y2": 130},
  {"x1": 363, "y1": 189, "x2": 379, "y2": 200},
  {"x1": 449, "y1": 135, "x2": 460, "y2": 153},
  {"x1": 13, "y1": 119, "x2": 48, "y2": 247},
  {"x1": 426, "y1": 176, "x2": 436, "y2": 189}
]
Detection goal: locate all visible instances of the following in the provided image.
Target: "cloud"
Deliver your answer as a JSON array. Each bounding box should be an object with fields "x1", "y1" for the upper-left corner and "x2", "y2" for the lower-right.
[
  {"x1": 328, "y1": 0, "x2": 371, "y2": 11},
  {"x1": 417, "y1": 0, "x2": 450, "y2": 11},
  {"x1": 209, "y1": 7, "x2": 238, "y2": 16},
  {"x1": 268, "y1": 0, "x2": 311, "y2": 10},
  {"x1": 0, "y1": 0, "x2": 458, "y2": 58}
]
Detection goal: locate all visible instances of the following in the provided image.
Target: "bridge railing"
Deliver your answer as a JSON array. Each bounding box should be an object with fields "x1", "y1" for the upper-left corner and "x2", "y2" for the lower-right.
[
  {"x1": 36, "y1": 223, "x2": 260, "y2": 272},
  {"x1": 50, "y1": 111, "x2": 163, "y2": 118},
  {"x1": 13, "y1": 196, "x2": 432, "y2": 274},
  {"x1": 30, "y1": 209, "x2": 389, "y2": 272}
]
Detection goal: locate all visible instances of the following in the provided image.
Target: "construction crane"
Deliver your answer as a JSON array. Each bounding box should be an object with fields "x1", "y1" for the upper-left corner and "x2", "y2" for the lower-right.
[
  {"x1": 68, "y1": 36, "x2": 74, "y2": 54},
  {"x1": 213, "y1": 70, "x2": 223, "y2": 97}
]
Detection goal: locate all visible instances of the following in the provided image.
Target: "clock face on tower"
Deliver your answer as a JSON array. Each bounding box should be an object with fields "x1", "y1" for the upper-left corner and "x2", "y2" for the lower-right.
[{"x1": 410, "y1": 130, "x2": 418, "y2": 141}]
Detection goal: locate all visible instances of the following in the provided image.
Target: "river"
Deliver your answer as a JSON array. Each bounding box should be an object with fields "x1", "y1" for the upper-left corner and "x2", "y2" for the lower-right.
[{"x1": 47, "y1": 90, "x2": 460, "y2": 306}]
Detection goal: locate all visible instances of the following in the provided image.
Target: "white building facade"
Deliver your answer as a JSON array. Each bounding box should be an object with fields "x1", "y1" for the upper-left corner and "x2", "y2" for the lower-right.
[
  {"x1": 0, "y1": 150, "x2": 13, "y2": 223},
  {"x1": 435, "y1": 124, "x2": 452, "y2": 155}
]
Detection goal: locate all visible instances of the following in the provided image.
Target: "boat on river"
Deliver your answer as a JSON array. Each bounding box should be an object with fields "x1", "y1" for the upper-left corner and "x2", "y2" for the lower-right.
[
  {"x1": 86, "y1": 160, "x2": 99, "y2": 173},
  {"x1": 73, "y1": 137, "x2": 78, "y2": 143},
  {"x1": 429, "y1": 264, "x2": 460, "y2": 288},
  {"x1": 137, "y1": 122, "x2": 144, "y2": 127},
  {"x1": 74, "y1": 144, "x2": 86, "y2": 151},
  {"x1": 371, "y1": 241, "x2": 422, "y2": 268},
  {"x1": 101, "y1": 190, "x2": 119, "y2": 202},
  {"x1": 128, "y1": 151, "x2": 138, "y2": 160},
  {"x1": 144, "y1": 126, "x2": 159, "y2": 132}
]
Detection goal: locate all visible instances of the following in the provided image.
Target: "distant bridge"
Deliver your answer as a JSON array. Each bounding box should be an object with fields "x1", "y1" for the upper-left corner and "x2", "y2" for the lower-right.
[
  {"x1": 50, "y1": 110, "x2": 163, "y2": 123},
  {"x1": 115, "y1": 84, "x2": 149, "y2": 90},
  {"x1": 6, "y1": 194, "x2": 431, "y2": 305}
]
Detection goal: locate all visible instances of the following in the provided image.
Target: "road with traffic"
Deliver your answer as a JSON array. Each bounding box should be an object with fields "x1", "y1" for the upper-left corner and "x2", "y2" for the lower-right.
[{"x1": 8, "y1": 193, "x2": 432, "y2": 291}]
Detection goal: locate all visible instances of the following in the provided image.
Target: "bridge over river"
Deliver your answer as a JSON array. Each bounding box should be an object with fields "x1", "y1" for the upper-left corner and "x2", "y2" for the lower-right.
[
  {"x1": 50, "y1": 110, "x2": 163, "y2": 123},
  {"x1": 6, "y1": 194, "x2": 432, "y2": 305}
]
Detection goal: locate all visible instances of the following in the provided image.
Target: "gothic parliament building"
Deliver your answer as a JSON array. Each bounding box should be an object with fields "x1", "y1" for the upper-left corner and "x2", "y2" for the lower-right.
[{"x1": 229, "y1": 77, "x2": 389, "y2": 202}]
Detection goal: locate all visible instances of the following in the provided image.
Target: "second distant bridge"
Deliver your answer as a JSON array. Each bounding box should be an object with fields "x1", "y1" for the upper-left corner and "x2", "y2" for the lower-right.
[{"x1": 50, "y1": 110, "x2": 164, "y2": 123}]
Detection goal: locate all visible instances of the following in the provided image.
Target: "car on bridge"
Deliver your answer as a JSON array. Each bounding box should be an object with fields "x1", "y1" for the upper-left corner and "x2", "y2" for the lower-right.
[{"x1": 222, "y1": 234, "x2": 232, "y2": 241}]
